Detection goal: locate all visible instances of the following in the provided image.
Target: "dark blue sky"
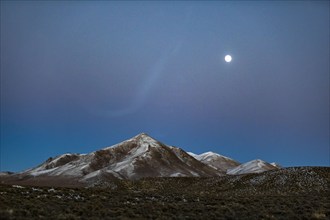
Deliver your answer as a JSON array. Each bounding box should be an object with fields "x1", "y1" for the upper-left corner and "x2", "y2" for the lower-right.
[{"x1": 1, "y1": 1, "x2": 329, "y2": 172}]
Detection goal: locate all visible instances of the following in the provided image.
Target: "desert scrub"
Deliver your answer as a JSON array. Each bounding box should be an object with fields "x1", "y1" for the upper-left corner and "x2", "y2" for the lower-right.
[{"x1": 0, "y1": 168, "x2": 329, "y2": 219}]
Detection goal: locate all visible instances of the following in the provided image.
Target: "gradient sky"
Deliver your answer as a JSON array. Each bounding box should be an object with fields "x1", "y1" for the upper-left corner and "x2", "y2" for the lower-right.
[{"x1": 1, "y1": 1, "x2": 329, "y2": 172}]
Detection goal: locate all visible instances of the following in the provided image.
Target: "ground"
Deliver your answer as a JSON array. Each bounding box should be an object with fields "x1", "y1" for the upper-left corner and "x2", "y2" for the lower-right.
[{"x1": 0, "y1": 167, "x2": 329, "y2": 219}]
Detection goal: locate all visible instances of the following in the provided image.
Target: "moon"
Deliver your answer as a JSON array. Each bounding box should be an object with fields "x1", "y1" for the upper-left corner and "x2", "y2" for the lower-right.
[{"x1": 225, "y1": 55, "x2": 232, "y2": 63}]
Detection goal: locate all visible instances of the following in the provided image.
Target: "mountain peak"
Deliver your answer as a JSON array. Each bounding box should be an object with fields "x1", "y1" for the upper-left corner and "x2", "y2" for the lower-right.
[
  {"x1": 227, "y1": 159, "x2": 277, "y2": 175},
  {"x1": 130, "y1": 133, "x2": 159, "y2": 144},
  {"x1": 200, "y1": 151, "x2": 218, "y2": 157},
  {"x1": 270, "y1": 162, "x2": 281, "y2": 168},
  {"x1": 133, "y1": 133, "x2": 150, "y2": 139}
]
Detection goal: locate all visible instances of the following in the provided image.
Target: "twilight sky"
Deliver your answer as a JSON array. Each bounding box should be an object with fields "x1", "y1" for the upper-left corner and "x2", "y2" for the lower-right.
[{"x1": 1, "y1": 1, "x2": 329, "y2": 172}]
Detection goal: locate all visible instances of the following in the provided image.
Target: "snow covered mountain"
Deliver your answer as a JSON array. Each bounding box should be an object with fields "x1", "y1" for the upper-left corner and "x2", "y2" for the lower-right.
[
  {"x1": 227, "y1": 159, "x2": 278, "y2": 175},
  {"x1": 270, "y1": 162, "x2": 282, "y2": 168},
  {"x1": 188, "y1": 152, "x2": 240, "y2": 172},
  {"x1": 1, "y1": 133, "x2": 280, "y2": 187},
  {"x1": 16, "y1": 133, "x2": 222, "y2": 186}
]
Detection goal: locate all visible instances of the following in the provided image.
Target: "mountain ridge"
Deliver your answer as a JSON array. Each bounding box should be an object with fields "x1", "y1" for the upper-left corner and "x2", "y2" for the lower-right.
[{"x1": 1, "y1": 133, "x2": 279, "y2": 187}]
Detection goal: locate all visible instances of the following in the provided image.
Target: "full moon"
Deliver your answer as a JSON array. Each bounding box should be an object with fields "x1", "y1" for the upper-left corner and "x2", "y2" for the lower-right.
[{"x1": 225, "y1": 55, "x2": 232, "y2": 62}]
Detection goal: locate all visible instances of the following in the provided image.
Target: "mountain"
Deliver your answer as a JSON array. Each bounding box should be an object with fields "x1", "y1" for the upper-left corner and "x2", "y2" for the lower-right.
[
  {"x1": 227, "y1": 159, "x2": 278, "y2": 175},
  {"x1": 0, "y1": 171, "x2": 14, "y2": 176},
  {"x1": 0, "y1": 133, "x2": 280, "y2": 187},
  {"x1": 188, "y1": 152, "x2": 240, "y2": 172},
  {"x1": 270, "y1": 162, "x2": 282, "y2": 168},
  {"x1": 3, "y1": 133, "x2": 223, "y2": 187}
]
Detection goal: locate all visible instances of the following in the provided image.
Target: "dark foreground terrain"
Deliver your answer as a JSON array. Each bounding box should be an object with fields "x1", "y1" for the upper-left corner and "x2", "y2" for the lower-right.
[{"x1": 0, "y1": 167, "x2": 329, "y2": 219}]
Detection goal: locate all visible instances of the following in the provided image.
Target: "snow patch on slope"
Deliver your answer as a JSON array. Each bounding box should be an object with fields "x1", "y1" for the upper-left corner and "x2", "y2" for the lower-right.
[{"x1": 227, "y1": 159, "x2": 277, "y2": 175}]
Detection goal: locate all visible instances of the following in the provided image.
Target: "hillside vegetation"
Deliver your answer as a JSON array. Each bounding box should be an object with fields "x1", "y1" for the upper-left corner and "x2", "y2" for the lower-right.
[{"x1": 0, "y1": 167, "x2": 329, "y2": 219}]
